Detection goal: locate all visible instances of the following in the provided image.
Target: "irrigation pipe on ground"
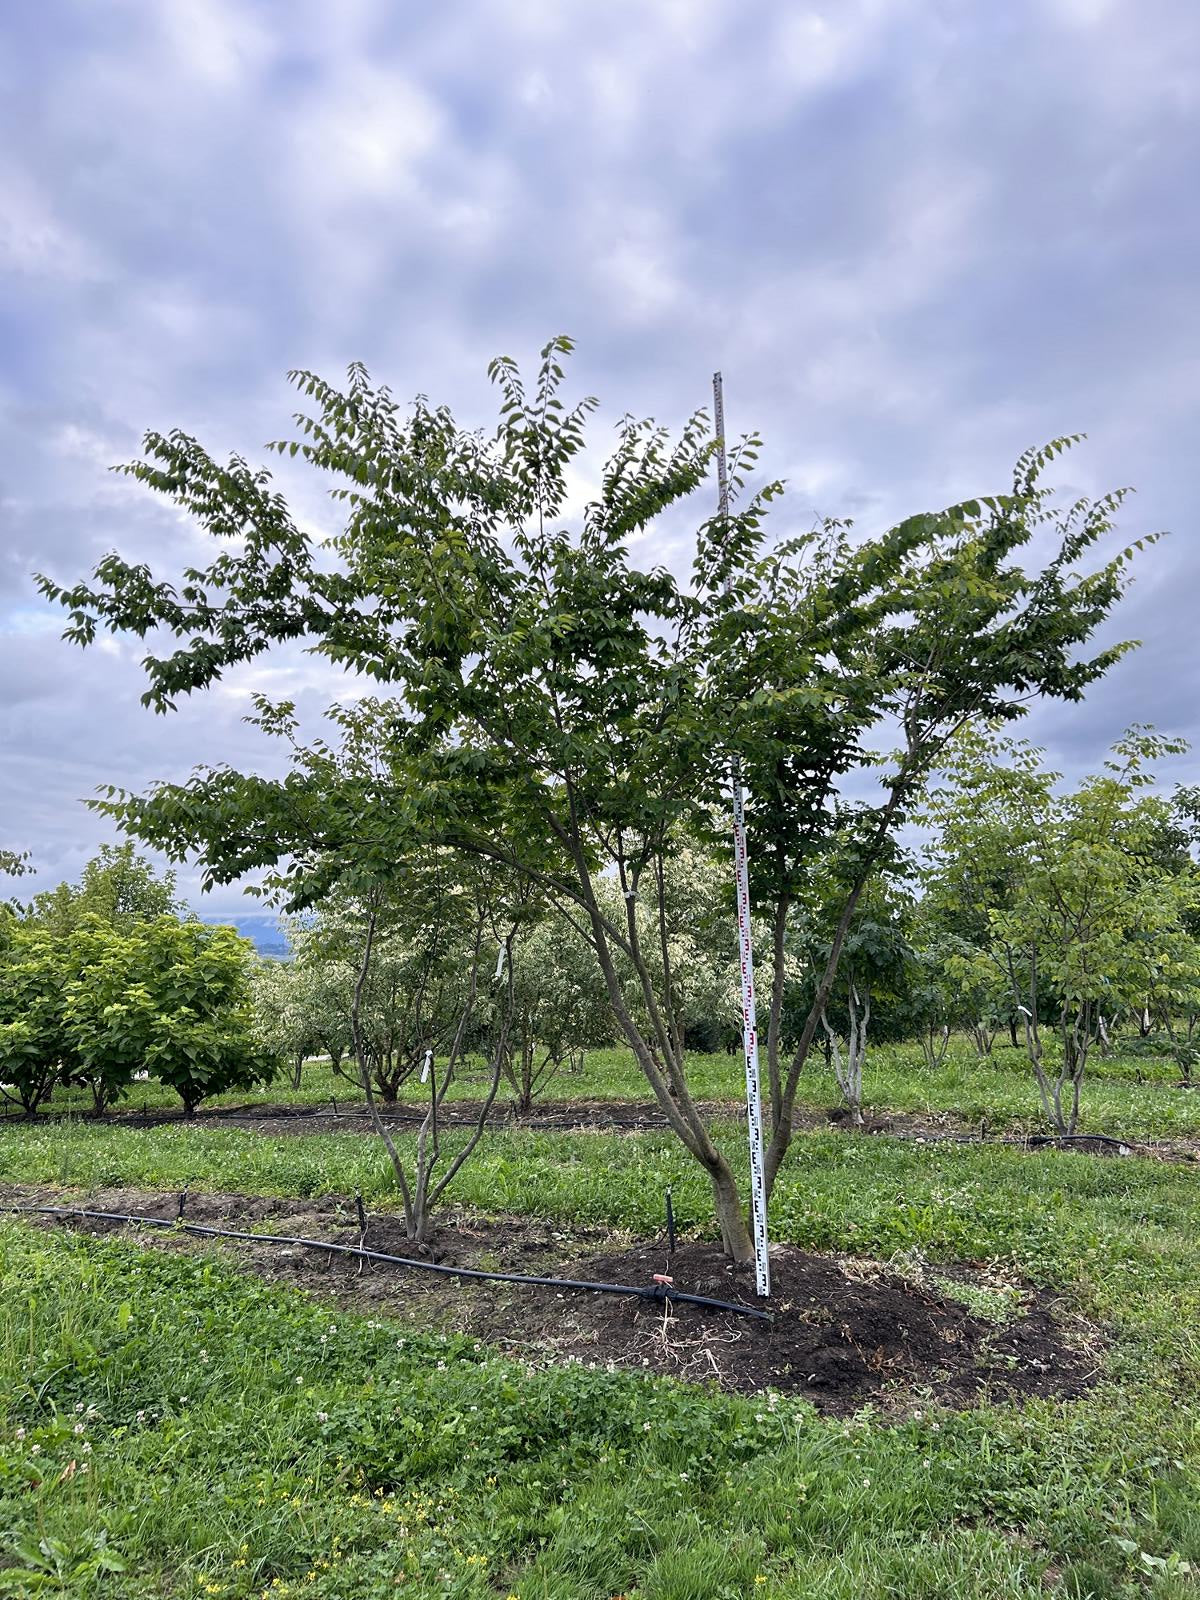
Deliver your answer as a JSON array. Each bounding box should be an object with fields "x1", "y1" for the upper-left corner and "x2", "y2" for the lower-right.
[{"x1": 4, "y1": 1203, "x2": 773, "y2": 1323}]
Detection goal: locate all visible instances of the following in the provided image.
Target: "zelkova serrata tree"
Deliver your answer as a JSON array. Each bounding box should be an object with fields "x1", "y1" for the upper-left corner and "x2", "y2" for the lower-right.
[{"x1": 41, "y1": 341, "x2": 1152, "y2": 1262}]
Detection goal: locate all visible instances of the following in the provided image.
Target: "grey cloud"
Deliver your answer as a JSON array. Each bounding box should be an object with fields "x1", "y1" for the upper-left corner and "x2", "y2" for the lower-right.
[{"x1": 2, "y1": 0, "x2": 1198, "y2": 912}]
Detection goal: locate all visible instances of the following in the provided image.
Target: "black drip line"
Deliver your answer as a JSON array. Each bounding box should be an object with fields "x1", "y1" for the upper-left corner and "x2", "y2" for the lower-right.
[{"x1": 4, "y1": 1202, "x2": 773, "y2": 1323}]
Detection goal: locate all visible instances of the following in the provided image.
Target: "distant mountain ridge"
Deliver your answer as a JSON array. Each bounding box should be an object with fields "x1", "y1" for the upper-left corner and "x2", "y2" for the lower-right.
[{"x1": 199, "y1": 913, "x2": 291, "y2": 959}]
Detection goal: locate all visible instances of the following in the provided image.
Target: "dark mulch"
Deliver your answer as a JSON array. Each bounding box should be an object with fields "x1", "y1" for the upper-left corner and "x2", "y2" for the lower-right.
[
  {"x1": 1, "y1": 1183, "x2": 1101, "y2": 1415},
  {"x1": 541, "y1": 1240, "x2": 1092, "y2": 1409}
]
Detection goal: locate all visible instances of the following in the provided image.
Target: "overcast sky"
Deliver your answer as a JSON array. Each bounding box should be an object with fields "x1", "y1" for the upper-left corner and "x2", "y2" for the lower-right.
[{"x1": 2, "y1": 0, "x2": 1197, "y2": 914}]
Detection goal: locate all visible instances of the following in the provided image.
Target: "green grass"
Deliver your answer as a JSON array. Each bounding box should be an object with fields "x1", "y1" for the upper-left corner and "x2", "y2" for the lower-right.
[
  {"x1": 29, "y1": 1038, "x2": 1200, "y2": 1140},
  {"x1": 3, "y1": 1041, "x2": 1200, "y2": 1594},
  {"x1": 2, "y1": 1120, "x2": 1200, "y2": 1304},
  {"x1": 1, "y1": 1218, "x2": 1198, "y2": 1599}
]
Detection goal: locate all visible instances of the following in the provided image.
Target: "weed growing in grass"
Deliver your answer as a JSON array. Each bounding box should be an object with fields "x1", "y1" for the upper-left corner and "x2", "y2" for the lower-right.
[{"x1": 929, "y1": 1276, "x2": 1023, "y2": 1325}]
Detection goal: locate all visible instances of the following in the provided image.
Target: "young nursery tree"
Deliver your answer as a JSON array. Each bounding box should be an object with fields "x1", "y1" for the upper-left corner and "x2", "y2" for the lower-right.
[
  {"x1": 305, "y1": 867, "x2": 497, "y2": 1107},
  {"x1": 59, "y1": 920, "x2": 150, "y2": 1113},
  {"x1": 926, "y1": 731, "x2": 1195, "y2": 1133},
  {"x1": 331, "y1": 853, "x2": 527, "y2": 1245},
  {"x1": 788, "y1": 876, "x2": 915, "y2": 1124},
  {"x1": 27, "y1": 843, "x2": 181, "y2": 937},
  {"x1": 250, "y1": 951, "x2": 339, "y2": 1089},
  {"x1": 40, "y1": 342, "x2": 1154, "y2": 1261},
  {"x1": 904, "y1": 938, "x2": 956, "y2": 1071},
  {"x1": 78, "y1": 918, "x2": 279, "y2": 1116},
  {"x1": 0, "y1": 919, "x2": 74, "y2": 1116},
  {"x1": 504, "y1": 909, "x2": 613, "y2": 1111}
]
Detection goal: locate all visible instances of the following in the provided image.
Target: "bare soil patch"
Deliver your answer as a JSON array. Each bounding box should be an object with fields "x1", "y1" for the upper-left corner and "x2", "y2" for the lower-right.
[{"x1": 1, "y1": 1183, "x2": 1101, "y2": 1415}]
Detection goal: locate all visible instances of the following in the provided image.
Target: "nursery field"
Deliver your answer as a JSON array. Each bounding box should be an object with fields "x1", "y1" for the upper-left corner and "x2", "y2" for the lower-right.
[
  {"x1": 19, "y1": 1040, "x2": 1200, "y2": 1141},
  {"x1": 2, "y1": 1045, "x2": 1200, "y2": 1599}
]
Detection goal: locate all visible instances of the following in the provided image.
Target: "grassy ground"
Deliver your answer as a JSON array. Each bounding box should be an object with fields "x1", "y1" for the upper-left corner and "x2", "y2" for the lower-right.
[
  {"x1": 2, "y1": 1048, "x2": 1199, "y2": 1596},
  {"x1": 0, "y1": 1118, "x2": 1197, "y2": 1275},
  {"x1": 26, "y1": 1038, "x2": 1200, "y2": 1139},
  {"x1": 1, "y1": 1211, "x2": 1198, "y2": 1600}
]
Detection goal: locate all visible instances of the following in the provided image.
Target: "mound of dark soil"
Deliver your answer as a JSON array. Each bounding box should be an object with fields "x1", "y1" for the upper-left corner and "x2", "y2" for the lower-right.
[
  {"x1": 542, "y1": 1240, "x2": 1092, "y2": 1410},
  {"x1": 2, "y1": 1183, "x2": 1100, "y2": 1414}
]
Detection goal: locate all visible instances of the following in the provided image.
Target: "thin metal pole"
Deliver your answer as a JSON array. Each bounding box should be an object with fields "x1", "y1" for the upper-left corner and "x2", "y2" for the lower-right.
[{"x1": 713, "y1": 371, "x2": 771, "y2": 1298}]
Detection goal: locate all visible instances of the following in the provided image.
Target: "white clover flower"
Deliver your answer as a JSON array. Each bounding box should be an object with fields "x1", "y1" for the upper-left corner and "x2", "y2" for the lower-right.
[
  {"x1": 73, "y1": 1423, "x2": 85, "y2": 1435},
  {"x1": 316, "y1": 1412, "x2": 329, "y2": 1423},
  {"x1": 15, "y1": 1428, "x2": 25, "y2": 1441}
]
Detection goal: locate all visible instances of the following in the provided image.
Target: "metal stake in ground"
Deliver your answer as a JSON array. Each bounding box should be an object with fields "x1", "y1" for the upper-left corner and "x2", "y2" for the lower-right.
[{"x1": 713, "y1": 371, "x2": 771, "y2": 1299}]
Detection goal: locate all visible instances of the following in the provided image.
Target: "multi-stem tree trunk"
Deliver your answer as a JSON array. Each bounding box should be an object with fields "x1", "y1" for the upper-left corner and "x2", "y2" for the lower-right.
[
  {"x1": 351, "y1": 901, "x2": 516, "y2": 1247},
  {"x1": 570, "y1": 861, "x2": 758, "y2": 1267},
  {"x1": 919, "y1": 1022, "x2": 950, "y2": 1071},
  {"x1": 969, "y1": 1021, "x2": 996, "y2": 1058},
  {"x1": 2, "y1": 1064, "x2": 58, "y2": 1119},
  {"x1": 1161, "y1": 1011, "x2": 1196, "y2": 1087},
  {"x1": 821, "y1": 987, "x2": 870, "y2": 1127},
  {"x1": 501, "y1": 1034, "x2": 562, "y2": 1113},
  {"x1": 1019, "y1": 994, "x2": 1093, "y2": 1136}
]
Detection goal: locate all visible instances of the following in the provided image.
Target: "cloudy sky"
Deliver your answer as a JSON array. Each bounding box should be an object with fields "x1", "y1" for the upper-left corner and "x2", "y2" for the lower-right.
[{"x1": 2, "y1": 0, "x2": 1197, "y2": 916}]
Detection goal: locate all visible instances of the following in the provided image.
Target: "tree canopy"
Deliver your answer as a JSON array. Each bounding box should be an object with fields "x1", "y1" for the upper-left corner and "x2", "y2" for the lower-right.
[{"x1": 39, "y1": 340, "x2": 1157, "y2": 1257}]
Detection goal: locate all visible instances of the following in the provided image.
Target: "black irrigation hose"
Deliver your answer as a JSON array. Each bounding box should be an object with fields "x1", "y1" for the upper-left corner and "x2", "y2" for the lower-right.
[
  {"x1": 1021, "y1": 1133, "x2": 1135, "y2": 1150},
  {"x1": 5, "y1": 1203, "x2": 774, "y2": 1324}
]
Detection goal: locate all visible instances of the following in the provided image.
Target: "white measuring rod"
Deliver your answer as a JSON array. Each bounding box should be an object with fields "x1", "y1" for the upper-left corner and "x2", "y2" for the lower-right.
[{"x1": 713, "y1": 370, "x2": 771, "y2": 1299}]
